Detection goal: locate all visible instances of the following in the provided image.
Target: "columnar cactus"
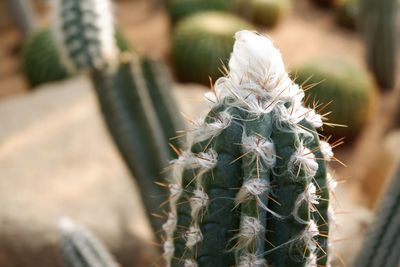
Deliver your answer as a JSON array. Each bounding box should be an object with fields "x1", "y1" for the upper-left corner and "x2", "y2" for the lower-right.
[
  {"x1": 163, "y1": 31, "x2": 335, "y2": 267},
  {"x1": 59, "y1": 218, "x2": 119, "y2": 267},
  {"x1": 53, "y1": 0, "x2": 185, "y2": 235}
]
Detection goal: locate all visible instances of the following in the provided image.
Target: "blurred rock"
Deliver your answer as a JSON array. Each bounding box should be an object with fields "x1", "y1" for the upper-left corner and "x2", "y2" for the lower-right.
[{"x1": 0, "y1": 77, "x2": 160, "y2": 267}]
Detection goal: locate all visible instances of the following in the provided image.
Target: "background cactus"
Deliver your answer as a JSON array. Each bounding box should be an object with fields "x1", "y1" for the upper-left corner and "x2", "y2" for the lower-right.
[
  {"x1": 53, "y1": 0, "x2": 185, "y2": 235},
  {"x1": 293, "y1": 58, "x2": 377, "y2": 140},
  {"x1": 336, "y1": 0, "x2": 359, "y2": 30},
  {"x1": 163, "y1": 30, "x2": 335, "y2": 267},
  {"x1": 171, "y1": 11, "x2": 251, "y2": 85},
  {"x1": 359, "y1": 0, "x2": 397, "y2": 90},
  {"x1": 21, "y1": 28, "x2": 130, "y2": 88},
  {"x1": 59, "y1": 218, "x2": 119, "y2": 267},
  {"x1": 168, "y1": 0, "x2": 232, "y2": 23},
  {"x1": 354, "y1": 166, "x2": 400, "y2": 267},
  {"x1": 310, "y1": 0, "x2": 343, "y2": 8}
]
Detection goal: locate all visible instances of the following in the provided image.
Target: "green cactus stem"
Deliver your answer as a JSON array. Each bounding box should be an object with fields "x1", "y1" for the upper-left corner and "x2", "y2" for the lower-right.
[
  {"x1": 163, "y1": 30, "x2": 335, "y2": 267},
  {"x1": 354, "y1": 166, "x2": 400, "y2": 267},
  {"x1": 59, "y1": 218, "x2": 119, "y2": 267}
]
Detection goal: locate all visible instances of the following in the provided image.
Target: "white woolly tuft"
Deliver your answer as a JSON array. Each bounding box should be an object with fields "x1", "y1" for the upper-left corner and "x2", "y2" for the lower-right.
[
  {"x1": 235, "y1": 216, "x2": 264, "y2": 250},
  {"x1": 293, "y1": 183, "x2": 320, "y2": 223},
  {"x1": 290, "y1": 143, "x2": 318, "y2": 178},
  {"x1": 305, "y1": 109, "x2": 323, "y2": 128},
  {"x1": 163, "y1": 240, "x2": 174, "y2": 264},
  {"x1": 304, "y1": 183, "x2": 320, "y2": 206},
  {"x1": 184, "y1": 259, "x2": 198, "y2": 267},
  {"x1": 190, "y1": 187, "x2": 209, "y2": 219},
  {"x1": 242, "y1": 134, "x2": 276, "y2": 168},
  {"x1": 236, "y1": 178, "x2": 270, "y2": 204},
  {"x1": 327, "y1": 173, "x2": 337, "y2": 192},
  {"x1": 320, "y1": 141, "x2": 334, "y2": 161},
  {"x1": 238, "y1": 253, "x2": 268, "y2": 267},
  {"x1": 52, "y1": 0, "x2": 118, "y2": 73},
  {"x1": 185, "y1": 225, "x2": 203, "y2": 248},
  {"x1": 303, "y1": 220, "x2": 319, "y2": 253},
  {"x1": 188, "y1": 111, "x2": 232, "y2": 146},
  {"x1": 162, "y1": 212, "x2": 177, "y2": 237},
  {"x1": 306, "y1": 253, "x2": 317, "y2": 267}
]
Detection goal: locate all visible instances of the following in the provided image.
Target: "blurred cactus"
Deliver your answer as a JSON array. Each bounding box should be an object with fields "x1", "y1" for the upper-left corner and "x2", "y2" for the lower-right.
[
  {"x1": 359, "y1": 0, "x2": 398, "y2": 90},
  {"x1": 6, "y1": 0, "x2": 37, "y2": 37},
  {"x1": 168, "y1": 0, "x2": 232, "y2": 23},
  {"x1": 310, "y1": 0, "x2": 343, "y2": 7},
  {"x1": 354, "y1": 166, "x2": 400, "y2": 267},
  {"x1": 294, "y1": 59, "x2": 377, "y2": 140},
  {"x1": 163, "y1": 31, "x2": 335, "y2": 267},
  {"x1": 171, "y1": 11, "x2": 251, "y2": 85},
  {"x1": 235, "y1": 0, "x2": 290, "y2": 28},
  {"x1": 53, "y1": 0, "x2": 185, "y2": 235},
  {"x1": 59, "y1": 218, "x2": 119, "y2": 267},
  {"x1": 336, "y1": 0, "x2": 359, "y2": 30},
  {"x1": 22, "y1": 29, "x2": 70, "y2": 88}
]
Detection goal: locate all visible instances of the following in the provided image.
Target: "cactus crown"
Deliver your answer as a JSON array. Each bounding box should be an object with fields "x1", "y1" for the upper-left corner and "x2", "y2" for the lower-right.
[
  {"x1": 53, "y1": 0, "x2": 118, "y2": 73},
  {"x1": 163, "y1": 31, "x2": 335, "y2": 267}
]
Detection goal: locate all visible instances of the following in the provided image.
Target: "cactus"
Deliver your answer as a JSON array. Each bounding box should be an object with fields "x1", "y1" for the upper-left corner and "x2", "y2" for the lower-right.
[
  {"x1": 359, "y1": 0, "x2": 397, "y2": 90},
  {"x1": 53, "y1": 0, "x2": 185, "y2": 235},
  {"x1": 21, "y1": 27, "x2": 130, "y2": 88},
  {"x1": 163, "y1": 30, "x2": 335, "y2": 267},
  {"x1": 59, "y1": 218, "x2": 119, "y2": 267},
  {"x1": 336, "y1": 0, "x2": 359, "y2": 30},
  {"x1": 294, "y1": 58, "x2": 377, "y2": 140},
  {"x1": 168, "y1": 0, "x2": 232, "y2": 23},
  {"x1": 310, "y1": 0, "x2": 343, "y2": 8},
  {"x1": 354, "y1": 166, "x2": 400, "y2": 267},
  {"x1": 6, "y1": 0, "x2": 37, "y2": 37},
  {"x1": 235, "y1": 0, "x2": 290, "y2": 28},
  {"x1": 22, "y1": 29, "x2": 70, "y2": 88},
  {"x1": 171, "y1": 11, "x2": 251, "y2": 85}
]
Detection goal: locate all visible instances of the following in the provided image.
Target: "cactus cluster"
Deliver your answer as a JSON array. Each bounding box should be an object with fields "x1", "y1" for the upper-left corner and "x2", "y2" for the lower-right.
[
  {"x1": 171, "y1": 11, "x2": 251, "y2": 85},
  {"x1": 163, "y1": 31, "x2": 336, "y2": 267},
  {"x1": 53, "y1": 0, "x2": 185, "y2": 234},
  {"x1": 168, "y1": 0, "x2": 232, "y2": 23},
  {"x1": 294, "y1": 58, "x2": 377, "y2": 140},
  {"x1": 59, "y1": 218, "x2": 119, "y2": 267}
]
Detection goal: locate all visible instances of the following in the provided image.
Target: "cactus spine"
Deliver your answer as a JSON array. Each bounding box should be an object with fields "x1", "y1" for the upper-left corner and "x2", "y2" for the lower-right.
[
  {"x1": 59, "y1": 218, "x2": 119, "y2": 267},
  {"x1": 53, "y1": 0, "x2": 185, "y2": 235},
  {"x1": 354, "y1": 167, "x2": 400, "y2": 267},
  {"x1": 163, "y1": 31, "x2": 335, "y2": 267}
]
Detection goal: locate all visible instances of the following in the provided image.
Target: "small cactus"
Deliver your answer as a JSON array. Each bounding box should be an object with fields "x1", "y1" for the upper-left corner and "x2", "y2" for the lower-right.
[
  {"x1": 59, "y1": 218, "x2": 119, "y2": 267},
  {"x1": 163, "y1": 31, "x2": 336, "y2": 267},
  {"x1": 168, "y1": 0, "x2": 232, "y2": 23},
  {"x1": 294, "y1": 58, "x2": 377, "y2": 140},
  {"x1": 354, "y1": 166, "x2": 400, "y2": 267},
  {"x1": 171, "y1": 11, "x2": 251, "y2": 85}
]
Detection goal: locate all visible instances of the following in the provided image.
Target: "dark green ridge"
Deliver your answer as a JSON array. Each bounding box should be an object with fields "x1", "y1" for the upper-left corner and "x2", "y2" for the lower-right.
[
  {"x1": 90, "y1": 60, "x2": 171, "y2": 235},
  {"x1": 300, "y1": 119, "x2": 329, "y2": 266},
  {"x1": 266, "y1": 117, "x2": 310, "y2": 267}
]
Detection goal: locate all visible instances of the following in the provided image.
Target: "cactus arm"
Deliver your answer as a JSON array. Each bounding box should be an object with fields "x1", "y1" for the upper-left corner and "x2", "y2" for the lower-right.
[
  {"x1": 90, "y1": 61, "x2": 169, "y2": 234},
  {"x1": 354, "y1": 168, "x2": 400, "y2": 267},
  {"x1": 141, "y1": 58, "x2": 186, "y2": 154},
  {"x1": 59, "y1": 218, "x2": 119, "y2": 267}
]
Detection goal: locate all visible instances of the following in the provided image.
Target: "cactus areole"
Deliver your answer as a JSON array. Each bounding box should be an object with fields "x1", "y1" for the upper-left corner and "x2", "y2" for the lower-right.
[{"x1": 163, "y1": 31, "x2": 336, "y2": 267}]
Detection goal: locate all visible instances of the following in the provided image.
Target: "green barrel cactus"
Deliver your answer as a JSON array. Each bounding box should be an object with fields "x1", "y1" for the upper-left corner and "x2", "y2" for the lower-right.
[
  {"x1": 171, "y1": 11, "x2": 251, "y2": 85},
  {"x1": 294, "y1": 59, "x2": 377, "y2": 140},
  {"x1": 354, "y1": 167, "x2": 400, "y2": 267},
  {"x1": 59, "y1": 218, "x2": 119, "y2": 267},
  {"x1": 335, "y1": 0, "x2": 359, "y2": 30},
  {"x1": 163, "y1": 30, "x2": 336, "y2": 267},
  {"x1": 243, "y1": 0, "x2": 290, "y2": 28},
  {"x1": 168, "y1": 0, "x2": 232, "y2": 23},
  {"x1": 360, "y1": 0, "x2": 397, "y2": 90},
  {"x1": 22, "y1": 29, "x2": 70, "y2": 88},
  {"x1": 53, "y1": 0, "x2": 185, "y2": 235}
]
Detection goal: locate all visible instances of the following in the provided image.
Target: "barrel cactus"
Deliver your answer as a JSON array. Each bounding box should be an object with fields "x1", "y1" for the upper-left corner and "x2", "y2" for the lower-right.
[
  {"x1": 163, "y1": 30, "x2": 336, "y2": 267},
  {"x1": 168, "y1": 0, "x2": 232, "y2": 23},
  {"x1": 239, "y1": 0, "x2": 290, "y2": 28},
  {"x1": 294, "y1": 59, "x2": 377, "y2": 140},
  {"x1": 22, "y1": 29, "x2": 70, "y2": 88},
  {"x1": 171, "y1": 11, "x2": 251, "y2": 85}
]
